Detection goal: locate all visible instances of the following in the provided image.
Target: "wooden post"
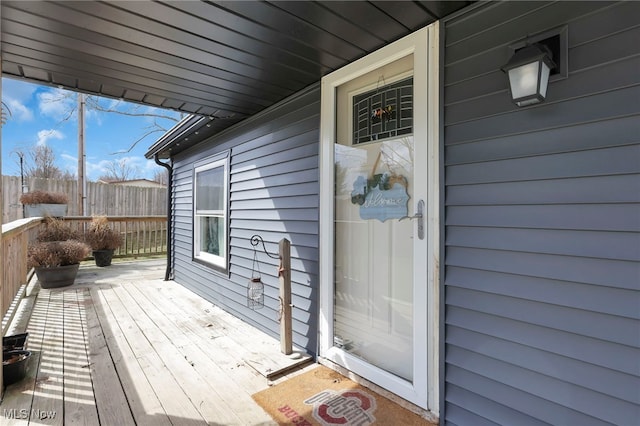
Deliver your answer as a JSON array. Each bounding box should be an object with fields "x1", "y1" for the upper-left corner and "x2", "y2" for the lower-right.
[
  {"x1": 77, "y1": 93, "x2": 86, "y2": 216},
  {"x1": 279, "y1": 238, "x2": 292, "y2": 355}
]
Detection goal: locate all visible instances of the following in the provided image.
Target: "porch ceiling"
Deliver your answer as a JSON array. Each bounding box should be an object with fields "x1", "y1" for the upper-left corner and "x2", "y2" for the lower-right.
[{"x1": 1, "y1": 1, "x2": 471, "y2": 157}]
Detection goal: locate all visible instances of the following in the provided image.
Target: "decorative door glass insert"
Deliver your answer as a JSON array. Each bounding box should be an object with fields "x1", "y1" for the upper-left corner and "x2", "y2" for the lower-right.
[{"x1": 352, "y1": 77, "x2": 413, "y2": 144}]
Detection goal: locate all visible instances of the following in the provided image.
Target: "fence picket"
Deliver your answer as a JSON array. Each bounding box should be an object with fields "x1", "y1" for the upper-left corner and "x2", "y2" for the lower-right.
[{"x1": 2, "y1": 176, "x2": 167, "y2": 223}]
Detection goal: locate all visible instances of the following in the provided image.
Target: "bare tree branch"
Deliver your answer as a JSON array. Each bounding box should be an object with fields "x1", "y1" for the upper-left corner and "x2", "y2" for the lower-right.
[
  {"x1": 84, "y1": 96, "x2": 181, "y2": 121},
  {"x1": 40, "y1": 90, "x2": 77, "y2": 123},
  {"x1": 99, "y1": 158, "x2": 140, "y2": 182},
  {"x1": 109, "y1": 124, "x2": 169, "y2": 155},
  {"x1": 23, "y1": 144, "x2": 75, "y2": 180},
  {"x1": 152, "y1": 169, "x2": 168, "y2": 185},
  {"x1": 44, "y1": 91, "x2": 183, "y2": 154}
]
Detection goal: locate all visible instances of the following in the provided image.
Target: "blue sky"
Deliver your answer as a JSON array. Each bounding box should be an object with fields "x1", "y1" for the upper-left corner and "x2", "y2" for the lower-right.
[{"x1": 2, "y1": 77, "x2": 183, "y2": 180}]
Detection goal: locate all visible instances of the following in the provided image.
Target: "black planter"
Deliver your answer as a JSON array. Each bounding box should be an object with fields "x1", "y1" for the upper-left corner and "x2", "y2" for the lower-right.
[
  {"x1": 3, "y1": 350, "x2": 31, "y2": 385},
  {"x1": 93, "y1": 249, "x2": 115, "y2": 267},
  {"x1": 3, "y1": 333, "x2": 28, "y2": 352},
  {"x1": 34, "y1": 263, "x2": 80, "y2": 288}
]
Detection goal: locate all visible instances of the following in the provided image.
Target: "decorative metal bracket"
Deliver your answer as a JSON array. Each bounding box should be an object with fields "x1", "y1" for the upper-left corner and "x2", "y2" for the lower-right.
[{"x1": 250, "y1": 234, "x2": 280, "y2": 259}]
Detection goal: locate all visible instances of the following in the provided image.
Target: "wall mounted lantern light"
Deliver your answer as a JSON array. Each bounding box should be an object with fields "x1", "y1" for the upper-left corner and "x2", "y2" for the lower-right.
[{"x1": 502, "y1": 43, "x2": 556, "y2": 107}]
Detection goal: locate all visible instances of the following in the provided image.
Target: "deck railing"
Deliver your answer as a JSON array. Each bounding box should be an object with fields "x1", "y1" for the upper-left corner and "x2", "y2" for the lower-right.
[
  {"x1": 1, "y1": 218, "x2": 44, "y2": 328},
  {"x1": 1, "y1": 216, "x2": 167, "y2": 326},
  {"x1": 62, "y1": 216, "x2": 168, "y2": 258}
]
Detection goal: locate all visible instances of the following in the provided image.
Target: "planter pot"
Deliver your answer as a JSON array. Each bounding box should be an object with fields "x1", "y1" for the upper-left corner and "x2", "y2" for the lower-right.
[
  {"x1": 24, "y1": 203, "x2": 68, "y2": 218},
  {"x1": 3, "y1": 350, "x2": 31, "y2": 385},
  {"x1": 93, "y1": 249, "x2": 115, "y2": 267},
  {"x1": 3, "y1": 333, "x2": 29, "y2": 352},
  {"x1": 34, "y1": 263, "x2": 80, "y2": 288}
]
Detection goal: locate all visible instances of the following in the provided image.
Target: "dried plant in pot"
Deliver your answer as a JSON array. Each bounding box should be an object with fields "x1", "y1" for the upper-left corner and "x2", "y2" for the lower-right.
[
  {"x1": 84, "y1": 216, "x2": 123, "y2": 267},
  {"x1": 38, "y1": 217, "x2": 81, "y2": 242},
  {"x1": 27, "y1": 240, "x2": 90, "y2": 288},
  {"x1": 26, "y1": 217, "x2": 89, "y2": 288},
  {"x1": 20, "y1": 190, "x2": 69, "y2": 218}
]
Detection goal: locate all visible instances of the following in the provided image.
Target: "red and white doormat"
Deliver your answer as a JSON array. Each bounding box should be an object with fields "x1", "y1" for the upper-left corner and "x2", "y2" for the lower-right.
[{"x1": 252, "y1": 365, "x2": 436, "y2": 425}]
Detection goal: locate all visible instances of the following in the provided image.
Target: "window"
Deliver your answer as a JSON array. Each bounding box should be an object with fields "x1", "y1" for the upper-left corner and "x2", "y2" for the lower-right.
[
  {"x1": 352, "y1": 76, "x2": 413, "y2": 144},
  {"x1": 193, "y1": 155, "x2": 228, "y2": 271}
]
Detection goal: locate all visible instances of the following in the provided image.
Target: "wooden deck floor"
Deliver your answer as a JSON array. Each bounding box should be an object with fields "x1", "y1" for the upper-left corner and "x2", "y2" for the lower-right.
[{"x1": 1, "y1": 260, "x2": 314, "y2": 425}]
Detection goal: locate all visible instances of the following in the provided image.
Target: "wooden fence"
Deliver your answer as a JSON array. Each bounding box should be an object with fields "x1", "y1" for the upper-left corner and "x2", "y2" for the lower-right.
[
  {"x1": 2, "y1": 176, "x2": 167, "y2": 224},
  {"x1": 1, "y1": 216, "x2": 167, "y2": 328}
]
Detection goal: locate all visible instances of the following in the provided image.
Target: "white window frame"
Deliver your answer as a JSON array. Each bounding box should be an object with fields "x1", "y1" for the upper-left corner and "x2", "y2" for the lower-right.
[{"x1": 193, "y1": 154, "x2": 229, "y2": 272}]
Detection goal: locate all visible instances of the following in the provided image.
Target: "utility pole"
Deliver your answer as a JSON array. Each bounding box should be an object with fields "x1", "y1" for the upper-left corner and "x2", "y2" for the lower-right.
[
  {"x1": 77, "y1": 93, "x2": 86, "y2": 216},
  {"x1": 17, "y1": 152, "x2": 26, "y2": 217}
]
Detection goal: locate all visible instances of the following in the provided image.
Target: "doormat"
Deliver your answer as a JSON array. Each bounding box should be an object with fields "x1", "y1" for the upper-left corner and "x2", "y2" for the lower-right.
[{"x1": 252, "y1": 365, "x2": 436, "y2": 426}]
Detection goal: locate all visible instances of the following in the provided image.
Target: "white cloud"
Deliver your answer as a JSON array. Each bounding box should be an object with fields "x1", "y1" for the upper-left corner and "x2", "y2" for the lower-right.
[
  {"x1": 85, "y1": 159, "x2": 112, "y2": 181},
  {"x1": 37, "y1": 89, "x2": 105, "y2": 128},
  {"x1": 5, "y1": 98, "x2": 34, "y2": 122},
  {"x1": 143, "y1": 158, "x2": 161, "y2": 173},
  {"x1": 60, "y1": 153, "x2": 78, "y2": 176},
  {"x1": 2, "y1": 78, "x2": 38, "y2": 122},
  {"x1": 60, "y1": 153, "x2": 77, "y2": 165},
  {"x1": 37, "y1": 88, "x2": 77, "y2": 121},
  {"x1": 2, "y1": 78, "x2": 39, "y2": 101},
  {"x1": 36, "y1": 129, "x2": 64, "y2": 146}
]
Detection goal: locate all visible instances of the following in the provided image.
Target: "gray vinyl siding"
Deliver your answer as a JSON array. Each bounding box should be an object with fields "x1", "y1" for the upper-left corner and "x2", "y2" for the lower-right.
[
  {"x1": 171, "y1": 84, "x2": 320, "y2": 355},
  {"x1": 442, "y1": 2, "x2": 640, "y2": 425}
]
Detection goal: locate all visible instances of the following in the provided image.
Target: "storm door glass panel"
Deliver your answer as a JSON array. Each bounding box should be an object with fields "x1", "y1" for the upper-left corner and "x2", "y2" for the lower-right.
[
  {"x1": 334, "y1": 56, "x2": 415, "y2": 381},
  {"x1": 334, "y1": 138, "x2": 414, "y2": 381}
]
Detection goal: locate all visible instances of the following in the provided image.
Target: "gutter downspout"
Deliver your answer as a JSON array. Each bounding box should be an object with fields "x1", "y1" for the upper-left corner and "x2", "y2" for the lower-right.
[{"x1": 154, "y1": 155, "x2": 173, "y2": 281}]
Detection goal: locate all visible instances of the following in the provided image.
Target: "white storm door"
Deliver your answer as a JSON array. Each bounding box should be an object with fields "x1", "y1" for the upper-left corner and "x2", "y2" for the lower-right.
[{"x1": 319, "y1": 24, "x2": 440, "y2": 412}]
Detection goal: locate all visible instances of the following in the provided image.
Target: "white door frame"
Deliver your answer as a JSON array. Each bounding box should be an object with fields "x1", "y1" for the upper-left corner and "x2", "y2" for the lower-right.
[{"x1": 318, "y1": 23, "x2": 440, "y2": 413}]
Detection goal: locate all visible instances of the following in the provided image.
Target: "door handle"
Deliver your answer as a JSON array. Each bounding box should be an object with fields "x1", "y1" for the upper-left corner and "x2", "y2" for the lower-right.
[{"x1": 400, "y1": 200, "x2": 425, "y2": 240}]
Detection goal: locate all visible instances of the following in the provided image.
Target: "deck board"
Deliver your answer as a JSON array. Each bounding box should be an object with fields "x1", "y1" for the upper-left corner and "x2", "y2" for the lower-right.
[
  {"x1": 146, "y1": 286, "x2": 270, "y2": 390},
  {"x1": 31, "y1": 290, "x2": 65, "y2": 426},
  {"x1": 62, "y1": 289, "x2": 100, "y2": 426},
  {"x1": 149, "y1": 279, "x2": 313, "y2": 379},
  {"x1": 90, "y1": 286, "x2": 172, "y2": 426},
  {"x1": 84, "y1": 288, "x2": 136, "y2": 426},
  {"x1": 109, "y1": 282, "x2": 240, "y2": 425},
  {"x1": 2, "y1": 260, "x2": 315, "y2": 425},
  {"x1": 123, "y1": 281, "x2": 273, "y2": 425},
  {"x1": 97, "y1": 284, "x2": 208, "y2": 426}
]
